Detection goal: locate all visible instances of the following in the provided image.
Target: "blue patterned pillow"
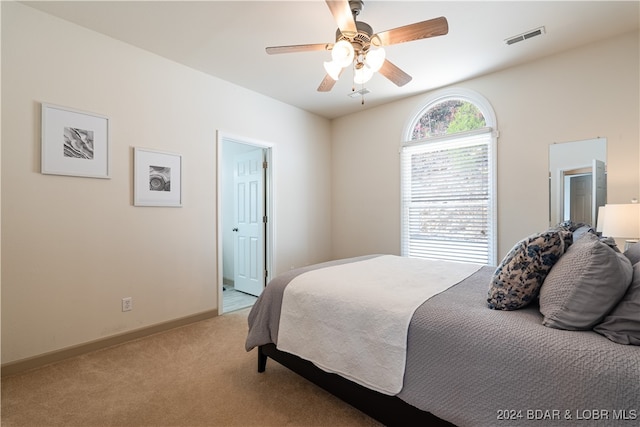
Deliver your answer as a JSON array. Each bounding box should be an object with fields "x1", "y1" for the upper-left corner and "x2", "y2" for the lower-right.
[{"x1": 487, "y1": 230, "x2": 571, "y2": 310}]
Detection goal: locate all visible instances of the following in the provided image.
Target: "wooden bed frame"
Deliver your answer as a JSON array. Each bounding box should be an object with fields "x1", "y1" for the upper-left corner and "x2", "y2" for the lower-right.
[{"x1": 258, "y1": 343, "x2": 455, "y2": 426}]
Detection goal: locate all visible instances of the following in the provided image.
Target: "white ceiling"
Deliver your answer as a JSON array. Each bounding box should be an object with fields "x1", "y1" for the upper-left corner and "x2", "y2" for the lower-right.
[{"x1": 22, "y1": 1, "x2": 640, "y2": 119}]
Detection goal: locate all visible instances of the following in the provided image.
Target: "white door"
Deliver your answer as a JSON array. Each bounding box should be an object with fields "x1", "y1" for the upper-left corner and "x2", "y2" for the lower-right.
[
  {"x1": 233, "y1": 149, "x2": 265, "y2": 297},
  {"x1": 569, "y1": 174, "x2": 592, "y2": 224}
]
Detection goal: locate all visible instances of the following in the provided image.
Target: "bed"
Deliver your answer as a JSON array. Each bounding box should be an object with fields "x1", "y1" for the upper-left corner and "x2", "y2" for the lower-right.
[{"x1": 245, "y1": 228, "x2": 640, "y2": 426}]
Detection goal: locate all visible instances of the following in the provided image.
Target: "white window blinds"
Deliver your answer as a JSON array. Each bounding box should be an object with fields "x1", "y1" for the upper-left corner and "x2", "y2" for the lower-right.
[{"x1": 401, "y1": 129, "x2": 495, "y2": 264}]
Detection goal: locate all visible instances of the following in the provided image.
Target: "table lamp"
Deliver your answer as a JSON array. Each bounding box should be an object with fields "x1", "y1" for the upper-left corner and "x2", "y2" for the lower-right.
[{"x1": 601, "y1": 203, "x2": 640, "y2": 251}]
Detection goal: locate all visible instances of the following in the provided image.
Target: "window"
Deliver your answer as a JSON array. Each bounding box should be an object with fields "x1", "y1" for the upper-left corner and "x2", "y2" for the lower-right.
[{"x1": 401, "y1": 89, "x2": 497, "y2": 265}]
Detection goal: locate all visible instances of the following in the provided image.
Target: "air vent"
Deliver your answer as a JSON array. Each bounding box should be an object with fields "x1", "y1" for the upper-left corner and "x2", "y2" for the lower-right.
[
  {"x1": 348, "y1": 88, "x2": 371, "y2": 98},
  {"x1": 505, "y1": 26, "x2": 545, "y2": 45}
]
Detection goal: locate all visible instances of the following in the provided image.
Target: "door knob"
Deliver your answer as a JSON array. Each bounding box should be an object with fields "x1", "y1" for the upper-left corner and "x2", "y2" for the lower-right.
[{"x1": 232, "y1": 228, "x2": 238, "y2": 232}]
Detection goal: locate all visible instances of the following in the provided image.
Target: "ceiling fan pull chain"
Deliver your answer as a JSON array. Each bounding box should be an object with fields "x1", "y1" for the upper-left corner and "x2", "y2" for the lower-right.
[{"x1": 351, "y1": 60, "x2": 356, "y2": 93}]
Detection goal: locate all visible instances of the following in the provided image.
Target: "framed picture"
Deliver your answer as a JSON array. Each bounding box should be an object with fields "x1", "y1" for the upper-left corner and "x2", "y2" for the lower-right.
[
  {"x1": 41, "y1": 103, "x2": 110, "y2": 178},
  {"x1": 134, "y1": 147, "x2": 182, "y2": 207}
]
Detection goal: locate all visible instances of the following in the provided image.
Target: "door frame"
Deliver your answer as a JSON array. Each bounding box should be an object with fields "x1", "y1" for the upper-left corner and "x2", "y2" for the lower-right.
[{"x1": 216, "y1": 130, "x2": 275, "y2": 314}]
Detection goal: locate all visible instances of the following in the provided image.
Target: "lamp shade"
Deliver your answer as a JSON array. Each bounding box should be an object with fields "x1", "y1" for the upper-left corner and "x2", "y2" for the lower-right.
[
  {"x1": 365, "y1": 47, "x2": 386, "y2": 72},
  {"x1": 354, "y1": 66, "x2": 374, "y2": 84},
  {"x1": 601, "y1": 203, "x2": 640, "y2": 239},
  {"x1": 323, "y1": 60, "x2": 342, "y2": 81},
  {"x1": 331, "y1": 40, "x2": 354, "y2": 68}
]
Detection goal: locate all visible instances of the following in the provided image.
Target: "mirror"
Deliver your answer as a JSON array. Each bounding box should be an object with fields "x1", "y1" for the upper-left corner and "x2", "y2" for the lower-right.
[{"x1": 549, "y1": 138, "x2": 607, "y2": 227}]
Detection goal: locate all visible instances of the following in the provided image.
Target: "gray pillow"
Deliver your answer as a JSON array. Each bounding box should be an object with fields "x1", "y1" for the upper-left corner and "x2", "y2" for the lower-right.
[
  {"x1": 572, "y1": 225, "x2": 596, "y2": 242},
  {"x1": 599, "y1": 236, "x2": 621, "y2": 252},
  {"x1": 593, "y1": 262, "x2": 640, "y2": 345},
  {"x1": 487, "y1": 230, "x2": 570, "y2": 310},
  {"x1": 539, "y1": 232, "x2": 633, "y2": 330},
  {"x1": 624, "y1": 242, "x2": 640, "y2": 265}
]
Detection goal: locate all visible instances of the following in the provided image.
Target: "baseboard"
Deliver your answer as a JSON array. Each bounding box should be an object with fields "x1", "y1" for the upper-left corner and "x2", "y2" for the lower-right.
[{"x1": 1, "y1": 308, "x2": 218, "y2": 377}]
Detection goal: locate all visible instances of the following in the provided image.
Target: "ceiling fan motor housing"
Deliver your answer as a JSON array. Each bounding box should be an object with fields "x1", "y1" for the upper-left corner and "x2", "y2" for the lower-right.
[{"x1": 335, "y1": 21, "x2": 373, "y2": 59}]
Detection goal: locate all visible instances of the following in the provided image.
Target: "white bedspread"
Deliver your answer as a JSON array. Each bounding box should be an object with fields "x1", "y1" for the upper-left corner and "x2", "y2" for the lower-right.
[{"x1": 276, "y1": 255, "x2": 482, "y2": 395}]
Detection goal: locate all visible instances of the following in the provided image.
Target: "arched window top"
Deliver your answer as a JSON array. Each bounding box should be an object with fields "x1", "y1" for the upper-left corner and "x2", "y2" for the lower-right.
[
  {"x1": 411, "y1": 99, "x2": 486, "y2": 140},
  {"x1": 404, "y1": 87, "x2": 497, "y2": 142}
]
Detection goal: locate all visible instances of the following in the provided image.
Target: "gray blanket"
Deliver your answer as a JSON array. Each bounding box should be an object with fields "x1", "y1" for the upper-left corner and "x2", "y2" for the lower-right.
[{"x1": 246, "y1": 256, "x2": 640, "y2": 427}]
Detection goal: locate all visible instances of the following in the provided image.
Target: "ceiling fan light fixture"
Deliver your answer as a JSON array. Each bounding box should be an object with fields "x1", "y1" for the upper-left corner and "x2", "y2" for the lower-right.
[
  {"x1": 331, "y1": 40, "x2": 355, "y2": 67},
  {"x1": 364, "y1": 47, "x2": 385, "y2": 72},
  {"x1": 324, "y1": 60, "x2": 342, "y2": 80},
  {"x1": 354, "y1": 65, "x2": 374, "y2": 84}
]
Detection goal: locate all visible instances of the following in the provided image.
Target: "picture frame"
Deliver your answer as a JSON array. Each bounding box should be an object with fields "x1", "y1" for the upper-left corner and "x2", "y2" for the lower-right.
[
  {"x1": 41, "y1": 103, "x2": 110, "y2": 178},
  {"x1": 134, "y1": 147, "x2": 182, "y2": 207}
]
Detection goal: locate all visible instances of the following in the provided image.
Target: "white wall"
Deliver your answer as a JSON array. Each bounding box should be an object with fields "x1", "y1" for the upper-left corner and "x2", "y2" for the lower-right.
[
  {"x1": 331, "y1": 31, "x2": 640, "y2": 262},
  {"x1": 1, "y1": 2, "x2": 331, "y2": 364}
]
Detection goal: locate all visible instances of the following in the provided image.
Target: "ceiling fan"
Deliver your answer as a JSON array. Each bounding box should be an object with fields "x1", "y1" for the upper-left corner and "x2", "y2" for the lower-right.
[{"x1": 265, "y1": 0, "x2": 449, "y2": 93}]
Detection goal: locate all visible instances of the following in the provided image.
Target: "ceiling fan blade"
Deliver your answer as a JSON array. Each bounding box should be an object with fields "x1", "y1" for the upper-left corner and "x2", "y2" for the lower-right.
[
  {"x1": 378, "y1": 59, "x2": 412, "y2": 87},
  {"x1": 325, "y1": 0, "x2": 357, "y2": 36},
  {"x1": 266, "y1": 43, "x2": 332, "y2": 55},
  {"x1": 372, "y1": 16, "x2": 448, "y2": 47},
  {"x1": 318, "y1": 66, "x2": 346, "y2": 92},
  {"x1": 317, "y1": 74, "x2": 338, "y2": 92}
]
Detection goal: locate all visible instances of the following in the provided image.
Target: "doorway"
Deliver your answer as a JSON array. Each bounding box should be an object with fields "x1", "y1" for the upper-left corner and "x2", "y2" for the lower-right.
[
  {"x1": 565, "y1": 172, "x2": 592, "y2": 224},
  {"x1": 560, "y1": 159, "x2": 606, "y2": 226},
  {"x1": 217, "y1": 132, "x2": 274, "y2": 314}
]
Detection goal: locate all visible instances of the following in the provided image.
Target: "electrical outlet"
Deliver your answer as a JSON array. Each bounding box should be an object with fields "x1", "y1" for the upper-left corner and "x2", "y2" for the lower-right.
[{"x1": 122, "y1": 297, "x2": 133, "y2": 312}]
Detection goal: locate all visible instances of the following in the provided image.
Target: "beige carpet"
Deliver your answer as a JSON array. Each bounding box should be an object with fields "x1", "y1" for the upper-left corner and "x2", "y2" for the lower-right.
[{"x1": 1, "y1": 309, "x2": 381, "y2": 426}]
